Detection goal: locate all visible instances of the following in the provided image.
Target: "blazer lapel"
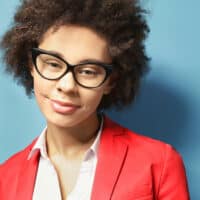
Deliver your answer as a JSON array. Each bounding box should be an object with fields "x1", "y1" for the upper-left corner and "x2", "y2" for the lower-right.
[
  {"x1": 16, "y1": 149, "x2": 39, "y2": 200},
  {"x1": 91, "y1": 117, "x2": 128, "y2": 200}
]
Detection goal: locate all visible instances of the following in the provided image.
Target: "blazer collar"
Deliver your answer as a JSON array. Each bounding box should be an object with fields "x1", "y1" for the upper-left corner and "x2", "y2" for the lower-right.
[
  {"x1": 91, "y1": 116, "x2": 129, "y2": 200},
  {"x1": 15, "y1": 116, "x2": 128, "y2": 200},
  {"x1": 16, "y1": 142, "x2": 40, "y2": 200}
]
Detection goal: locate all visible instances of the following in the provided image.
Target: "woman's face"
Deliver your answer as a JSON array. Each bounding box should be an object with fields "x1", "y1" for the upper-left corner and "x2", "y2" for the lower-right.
[{"x1": 31, "y1": 25, "x2": 112, "y2": 128}]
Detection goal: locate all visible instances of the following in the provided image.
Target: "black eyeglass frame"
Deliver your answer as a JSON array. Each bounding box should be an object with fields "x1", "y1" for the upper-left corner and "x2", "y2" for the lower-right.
[{"x1": 31, "y1": 47, "x2": 113, "y2": 88}]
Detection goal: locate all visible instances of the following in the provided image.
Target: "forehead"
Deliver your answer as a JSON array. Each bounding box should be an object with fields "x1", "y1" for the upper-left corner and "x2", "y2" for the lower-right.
[{"x1": 38, "y1": 25, "x2": 111, "y2": 63}]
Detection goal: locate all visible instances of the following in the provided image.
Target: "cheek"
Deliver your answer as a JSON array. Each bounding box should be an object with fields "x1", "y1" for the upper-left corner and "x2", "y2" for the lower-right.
[
  {"x1": 82, "y1": 89, "x2": 105, "y2": 109},
  {"x1": 33, "y1": 75, "x2": 51, "y2": 95},
  {"x1": 32, "y1": 77, "x2": 51, "y2": 108},
  {"x1": 33, "y1": 81, "x2": 45, "y2": 108}
]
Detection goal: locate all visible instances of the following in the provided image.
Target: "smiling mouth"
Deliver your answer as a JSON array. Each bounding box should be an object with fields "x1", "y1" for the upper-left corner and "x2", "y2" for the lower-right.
[{"x1": 50, "y1": 99, "x2": 80, "y2": 114}]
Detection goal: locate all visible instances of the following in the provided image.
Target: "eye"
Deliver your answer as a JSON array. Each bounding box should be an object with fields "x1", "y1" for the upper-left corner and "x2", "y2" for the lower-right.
[
  {"x1": 38, "y1": 54, "x2": 64, "y2": 69},
  {"x1": 44, "y1": 60, "x2": 62, "y2": 68},
  {"x1": 76, "y1": 67, "x2": 101, "y2": 77},
  {"x1": 76, "y1": 64, "x2": 105, "y2": 76},
  {"x1": 79, "y1": 68, "x2": 98, "y2": 75}
]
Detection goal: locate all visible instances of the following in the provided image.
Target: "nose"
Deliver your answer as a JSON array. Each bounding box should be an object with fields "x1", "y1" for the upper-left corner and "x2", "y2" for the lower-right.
[{"x1": 56, "y1": 71, "x2": 77, "y2": 93}]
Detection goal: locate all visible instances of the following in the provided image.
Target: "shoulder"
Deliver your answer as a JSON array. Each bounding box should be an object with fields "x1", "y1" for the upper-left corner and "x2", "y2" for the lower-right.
[
  {"x1": 125, "y1": 127, "x2": 182, "y2": 163},
  {"x1": 0, "y1": 139, "x2": 38, "y2": 197},
  {"x1": 0, "y1": 139, "x2": 37, "y2": 174},
  {"x1": 105, "y1": 116, "x2": 183, "y2": 163},
  {"x1": 103, "y1": 117, "x2": 189, "y2": 198}
]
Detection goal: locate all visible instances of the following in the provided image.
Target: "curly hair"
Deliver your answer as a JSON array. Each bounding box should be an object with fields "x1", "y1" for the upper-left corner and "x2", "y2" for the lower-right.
[{"x1": 0, "y1": 0, "x2": 149, "y2": 110}]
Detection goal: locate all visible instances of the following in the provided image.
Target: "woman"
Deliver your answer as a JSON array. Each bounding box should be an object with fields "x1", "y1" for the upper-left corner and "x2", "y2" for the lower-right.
[{"x1": 0, "y1": 0, "x2": 190, "y2": 199}]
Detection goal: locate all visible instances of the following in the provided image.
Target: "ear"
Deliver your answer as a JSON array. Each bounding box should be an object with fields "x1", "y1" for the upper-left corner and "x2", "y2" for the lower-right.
[
  {"x1": 29, "y1": 64, "x2": 35, "y2": 77},
  {"x1": 28, "y1": 54, "x2": 35, "y2": 77},
  {"x1": 103, "y1": 85, "x2": 113, "y2": 95},
  {"x1": 103, "y1": 72, "x2": 118, "y2": 95}
]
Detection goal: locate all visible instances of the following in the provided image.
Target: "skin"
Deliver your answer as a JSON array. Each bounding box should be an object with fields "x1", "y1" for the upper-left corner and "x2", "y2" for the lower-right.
[{"x1": 30, "y1": 25, "x2": 113, "y2": 199}]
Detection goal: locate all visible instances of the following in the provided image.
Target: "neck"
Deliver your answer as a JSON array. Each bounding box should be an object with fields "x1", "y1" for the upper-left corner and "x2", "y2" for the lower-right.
[{"x1": 46, "y1": 113, "x2": 101, "y2": 159}]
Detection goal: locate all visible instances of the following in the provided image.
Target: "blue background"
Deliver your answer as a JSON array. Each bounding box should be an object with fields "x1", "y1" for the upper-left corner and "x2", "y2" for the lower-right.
[{"x1": 0, "y1": 0, "x2": 199, "y2": 199}]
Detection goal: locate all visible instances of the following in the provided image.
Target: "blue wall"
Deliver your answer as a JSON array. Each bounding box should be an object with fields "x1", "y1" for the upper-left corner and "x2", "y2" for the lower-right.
[{"x1": 0, "y1": 0, "x2": 199, "y2": 199}]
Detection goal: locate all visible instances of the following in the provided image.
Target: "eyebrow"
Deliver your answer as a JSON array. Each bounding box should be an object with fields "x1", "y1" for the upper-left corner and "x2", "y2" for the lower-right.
[{"x1": 38, "y1": 48, "x2": 112, "y2": 65}]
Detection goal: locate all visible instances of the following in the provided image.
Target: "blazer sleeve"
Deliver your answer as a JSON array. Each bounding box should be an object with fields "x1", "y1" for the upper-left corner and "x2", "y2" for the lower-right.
[{"x1": 157, "y1": 145, "x2": 190, "y2": 200}]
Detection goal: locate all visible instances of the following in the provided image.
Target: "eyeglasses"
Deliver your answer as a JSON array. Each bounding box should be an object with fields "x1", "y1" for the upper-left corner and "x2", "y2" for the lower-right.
[{"x1": 31, "y1": 48, "x2": 113, "y2": 88}]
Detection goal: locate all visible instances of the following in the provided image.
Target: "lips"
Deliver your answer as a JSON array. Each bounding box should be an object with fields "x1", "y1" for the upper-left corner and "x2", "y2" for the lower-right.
[{"x1": 50, "y1": 99, "x2": 80, "y2": 114}]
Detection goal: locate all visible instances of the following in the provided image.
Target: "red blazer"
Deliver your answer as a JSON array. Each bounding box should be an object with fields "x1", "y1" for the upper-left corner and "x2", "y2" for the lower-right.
[{"x1": 0, "y1": 117, "x2": 190, "y2": 200}]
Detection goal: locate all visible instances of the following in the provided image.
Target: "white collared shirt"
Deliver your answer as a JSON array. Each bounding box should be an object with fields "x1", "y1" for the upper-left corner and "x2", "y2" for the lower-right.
[{"x1": 30, "y1": 119, "x2": 103, "y2": 200}]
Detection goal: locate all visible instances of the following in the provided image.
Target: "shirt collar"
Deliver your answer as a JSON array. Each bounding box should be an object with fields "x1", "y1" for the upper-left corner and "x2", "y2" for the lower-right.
[
  {"x1": 28, "y1": 127, "x2": 48, "y2": 160},
  {"x1": 28, "y1": 116, "x2": 104, "y2": 160}
]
